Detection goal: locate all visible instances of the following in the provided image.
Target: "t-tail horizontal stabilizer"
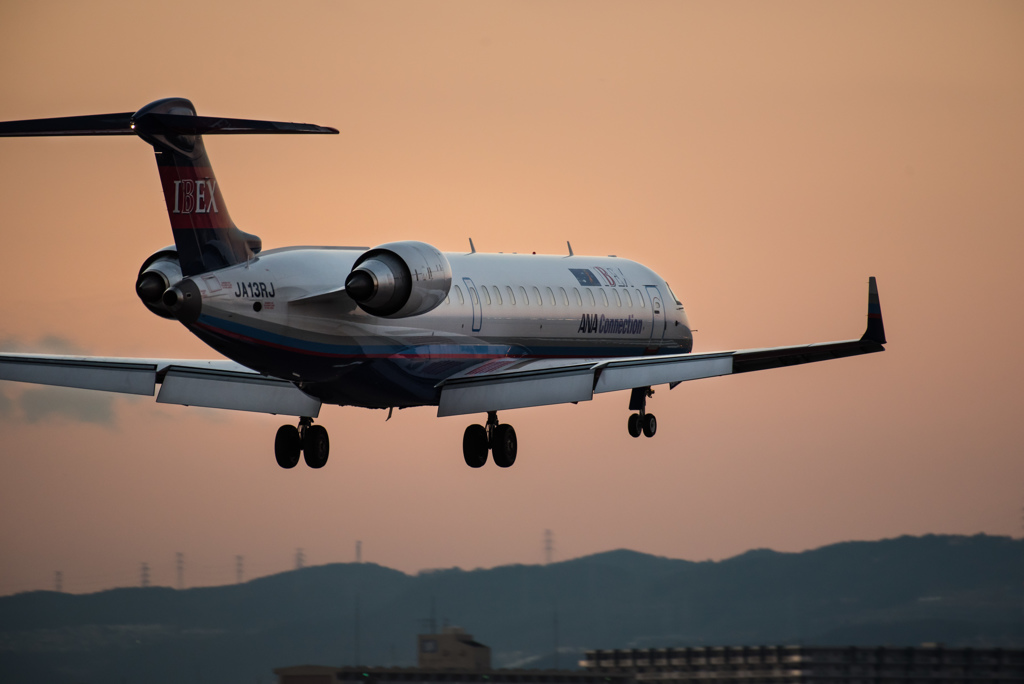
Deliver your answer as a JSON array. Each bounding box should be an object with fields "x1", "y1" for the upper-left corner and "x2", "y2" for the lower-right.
[
  {"x1": 0, "y1": 98, "x2": 337, "y2": 277},
  {"x1": 0, "y1": 110, "x2": 338, "y2": 137}
]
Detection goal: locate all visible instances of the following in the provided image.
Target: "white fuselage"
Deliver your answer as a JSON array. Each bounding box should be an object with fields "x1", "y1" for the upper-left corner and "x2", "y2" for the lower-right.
[{"x1": 184, "y1": 248, "x2": 693, "y2": 408}]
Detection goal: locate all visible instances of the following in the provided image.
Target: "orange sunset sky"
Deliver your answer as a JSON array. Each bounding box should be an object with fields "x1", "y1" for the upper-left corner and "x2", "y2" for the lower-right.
[{"x1": 0, "y1": 1, "x2": 1021, "y2": 595}]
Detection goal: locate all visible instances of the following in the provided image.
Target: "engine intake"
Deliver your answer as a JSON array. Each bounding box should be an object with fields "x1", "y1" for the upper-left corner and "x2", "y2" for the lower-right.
[{"x1": 346, "y1": 241, "x2": 452, "y2": 318}]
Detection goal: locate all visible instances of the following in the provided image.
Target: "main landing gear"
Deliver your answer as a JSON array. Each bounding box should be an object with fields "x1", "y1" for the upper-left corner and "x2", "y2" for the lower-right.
[
  {"x1": 463, "y1": 411, "x2": 518, "y2": 468},
  {"x1": 275, "y1": 417, "x2": 330, "y2": 469},
  {"x1": 627, "y1": 386, "x2": 657, "y2": 439}
]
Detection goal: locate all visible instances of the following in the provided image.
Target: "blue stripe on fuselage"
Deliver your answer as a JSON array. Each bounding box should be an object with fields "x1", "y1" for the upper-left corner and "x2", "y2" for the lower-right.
[{"x1": 193, "y1": 314, "x2": 656, "y2": 360}]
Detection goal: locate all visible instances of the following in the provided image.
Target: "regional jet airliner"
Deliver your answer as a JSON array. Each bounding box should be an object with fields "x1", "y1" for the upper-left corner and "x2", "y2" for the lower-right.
[{"x1": 0, "y1": 98, "x2": 886, "y2": 470}]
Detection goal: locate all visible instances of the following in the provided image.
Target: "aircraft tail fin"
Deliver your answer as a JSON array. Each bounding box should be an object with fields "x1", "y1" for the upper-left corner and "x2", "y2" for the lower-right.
[{"x1": 0, "y1": 97, "x2": 337, "y2": 276}]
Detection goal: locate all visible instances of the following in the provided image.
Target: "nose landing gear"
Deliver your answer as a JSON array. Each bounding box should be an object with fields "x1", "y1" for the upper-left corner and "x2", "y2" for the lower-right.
[
  {"x1": 275, "y1": 417, "x2": 330, "y2": 469},
  {"x1": 463, "y1": 411, "x2": 518, "y2": 468},
  {"x1": 627, "y1": 386, "x2": 657, "y2": 439}
]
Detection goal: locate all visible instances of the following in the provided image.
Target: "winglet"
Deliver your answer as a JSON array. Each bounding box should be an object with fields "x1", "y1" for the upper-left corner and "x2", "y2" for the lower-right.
[{"x1": 861, "y1": 276, "x2": 886, "y2": 345}]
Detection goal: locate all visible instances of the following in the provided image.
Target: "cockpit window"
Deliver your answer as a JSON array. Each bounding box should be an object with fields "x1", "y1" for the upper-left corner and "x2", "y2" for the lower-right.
[{"x1": 666, "y1": 283, "x2": 682, "y2": 306}]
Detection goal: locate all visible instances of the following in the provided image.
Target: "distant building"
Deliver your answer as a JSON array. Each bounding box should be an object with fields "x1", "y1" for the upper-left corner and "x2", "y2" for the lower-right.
[
  {"x1": 418, "y1": 627, "x2": 491, "y2": 671},
  {"x1": 276, "y1": 627, "x2": 629, "y2": 684},
  {"x1": 579, "y1": 645, "x2": 1024, "y2": 684}
]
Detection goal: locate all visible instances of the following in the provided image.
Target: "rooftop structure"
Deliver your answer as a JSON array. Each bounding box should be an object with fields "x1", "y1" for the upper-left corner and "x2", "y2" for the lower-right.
[
  {"x1": 418, "y1": 627, "x2": 491, "y2": 671},
  {"x1": 580, "y1": 645, "x2": 1024, "y2": 684}
]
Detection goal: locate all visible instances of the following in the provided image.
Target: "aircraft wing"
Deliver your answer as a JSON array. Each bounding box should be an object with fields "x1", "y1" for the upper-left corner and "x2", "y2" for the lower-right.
[
  {"x1": 0, "y1": 354, "x2": 321, "y2": 417},
  {"x1": 436, "y1": 277, "x2": 886, "y2": 417}
]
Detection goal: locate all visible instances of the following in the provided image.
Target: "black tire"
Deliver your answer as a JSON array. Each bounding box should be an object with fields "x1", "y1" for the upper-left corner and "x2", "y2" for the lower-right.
[
  {"x1": 627, "y1": 413, "x2": 643, "y2": 438},
  {"x1": 492, "y1": 424, "x2": 518, "y2": 468},
  {"x1": 463, "y1": 424, "x2": 489, "y2": 468},
  {"x1": 303, "y1": 425, "x2": 330, "y2": 468},
  {"x1": 642, "y1": 413, "x2": 657, "y2": 438},
  {"x1": 275, "y1": 425, "x2": 301, "y2": 469}
]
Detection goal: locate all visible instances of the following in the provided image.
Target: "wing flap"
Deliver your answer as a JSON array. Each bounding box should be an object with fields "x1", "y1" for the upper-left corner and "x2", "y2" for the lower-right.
[
  {"x1": 0, "y1": 354, "x2": 157, "y2": 395},
  {"x1": 437, "y1": 366, "x2": 594, "y2": 417},
  {"x1": 0, "y1": 353, "x2": 319, "y2": 417},
  {"x1": 156, "y1": 367, "x2": 321, "y2": 417},
  {"x1": 594, "y1": 353, "x2": 733, "y2": 394}
]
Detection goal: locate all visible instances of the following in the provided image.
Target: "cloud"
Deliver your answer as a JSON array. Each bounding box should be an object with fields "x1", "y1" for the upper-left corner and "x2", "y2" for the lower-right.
[
  {"x1": 18, "y1": 387, "x2": 117, "y2": 425},
  {"x1": 0, "y1": 335, "x2": 86, "y2": 354},
  {"x1": 0, "y1": 388, "x2": 14, "y2": 418},
  {"x1": 35, "y1": 335, "x2": 88, "y2": 355}
]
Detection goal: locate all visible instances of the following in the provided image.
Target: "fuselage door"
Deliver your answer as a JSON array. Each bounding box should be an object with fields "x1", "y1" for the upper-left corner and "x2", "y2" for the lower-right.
[
  {"x1": 645, "y1": 285, "x2": 667, "y2": 341},
  {"x1": 463, "y1": 277, "x2": 483, "y2": 332}
]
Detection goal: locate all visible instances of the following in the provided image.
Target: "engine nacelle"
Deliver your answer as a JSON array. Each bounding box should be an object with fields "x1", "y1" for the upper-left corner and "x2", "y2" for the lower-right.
[
  {"x1": 345, "y1": 241, "x2": 452, "y2": 318},
  {"x1": 135, "y1": 247, "x2": 200, "y2": 323}
]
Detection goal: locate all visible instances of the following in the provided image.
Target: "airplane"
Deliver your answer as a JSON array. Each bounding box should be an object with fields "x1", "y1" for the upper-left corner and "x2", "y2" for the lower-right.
[{"x1": 0, "y1": 97, "x2": 887, "y2": 470}]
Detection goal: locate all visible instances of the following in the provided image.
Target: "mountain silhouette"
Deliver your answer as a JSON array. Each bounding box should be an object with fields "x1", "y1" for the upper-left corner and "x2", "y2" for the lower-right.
[{"x1": 0, "y1": 534, "x2": 1020, "y2": 684}]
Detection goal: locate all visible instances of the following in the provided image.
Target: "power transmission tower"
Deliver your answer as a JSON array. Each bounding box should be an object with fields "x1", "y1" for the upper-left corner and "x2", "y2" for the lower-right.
[
  {"x1": 295, "y1": 548, "x2": 305, "y2": 570},
  {"x1": 236, "y1": 555, "x2": 244, "y2": 584},
  {"x1": 544, "y1": 529, "x2": 554, "y2": 564},
  {"x1": 356, "y1": 540, "x2": 362, "y2": 564},
  {"x1": 54, "y1": 571, "x2": 63, "y2": 593},
  {"x1": 141, "y1": 562, "x2": 150, "y2": 588},
  {"x1": 176, "y1": 552, "x2": 184, "y2": 590}
]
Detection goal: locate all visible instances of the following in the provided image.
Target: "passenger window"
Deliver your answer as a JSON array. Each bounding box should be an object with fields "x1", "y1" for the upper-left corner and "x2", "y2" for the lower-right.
[
  {"x1": 622, "y1": 289, "x2": 632, "y2": 307},
  {"x1": 480, "y1": 287, "x2": 491, "y2": 305},
  {"x1": 559, "y1": 287, "x2": 569, "y2": 306},
  {"x1": 611, "y1": 289, "x2": 621, "y2": 307},
  {"x1": 586, "y1": 289, "x2": 596, "y2": 306},
  {"x1": 492, "y1": 286, "x2": 502, "y2": 305},
  {"x1": 444, "y1": 294, "x2": 450, "y2": 305},
  {"x1": 469, "y1": 287, "x2": 480, "y2": 305},
  {"x1": 519, "y1": 286, "x2": 529, "y2": 305},
  {"x1": 599, "y1": 289, "x2": 609, "y2": 307},
  {"x1": 573, "y1": 288, "x2": 583, "y2": 306},
  {"x1": 506, "y1": 286, "x2": 516, "y2": 305},
  {"x1": 636, "y1": 289, "x2": 645, "y2": 307},
  {"x1": 532, "y1": 286, "x2": 542, "y2": 306},
  {"x1": 546, "y1": 287, "x2": 556, "y2": 306},
  {"x1": 455, "y1": 285, "x2": 465, "y2": 305}
]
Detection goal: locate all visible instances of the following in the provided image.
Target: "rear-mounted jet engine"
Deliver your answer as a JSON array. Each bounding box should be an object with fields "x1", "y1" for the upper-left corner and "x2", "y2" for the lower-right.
[
  {"x1": 136, "y1": 248, "x2": 183, "y2": 320},
  {"x1": 135, "y1": 247, "x2": 201, "y2": 324},
  {"x1": 345, "y1": 241, "x2": 452, "y2": 317}
]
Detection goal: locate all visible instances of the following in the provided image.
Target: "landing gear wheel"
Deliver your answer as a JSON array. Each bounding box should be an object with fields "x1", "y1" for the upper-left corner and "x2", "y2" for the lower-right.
[
  {"x1": 627, "y1": 413, "x2": 643, "y2": 438},
  {"x1": 303, "y1": 425, "x2": 330, "y2": 469},
  {"x1": 492, "y1": 424, "x2": 518, "y2": 468},
  {"x1": 642, "y1": 413, "x2": 657, "y2": 438},
  {"x1": 463, "y1": 424, "x2": 489, "y2": 468},
  {"x1": 275, "y1": 425, "x2": 301, "y2": 469}
]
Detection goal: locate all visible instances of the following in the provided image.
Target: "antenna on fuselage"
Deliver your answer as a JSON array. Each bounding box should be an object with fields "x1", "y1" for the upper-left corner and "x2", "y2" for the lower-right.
[
  {"x1": 468, "y1": 238, "x2": 476, "y2": 254},
  {"x1": 566, "y1": 241, "x2": 574, "y2": 257}
]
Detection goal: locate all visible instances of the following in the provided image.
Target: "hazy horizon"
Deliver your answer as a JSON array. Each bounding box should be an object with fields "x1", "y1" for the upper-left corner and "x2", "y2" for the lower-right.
[{"x1": 3, "y1": 532, "x2": 1016, "y2": 597}]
